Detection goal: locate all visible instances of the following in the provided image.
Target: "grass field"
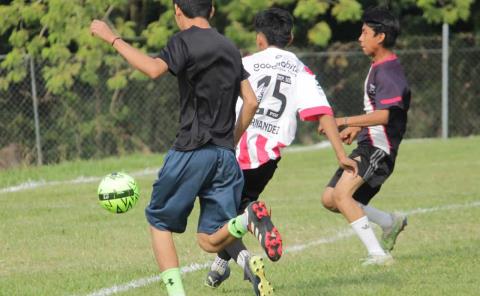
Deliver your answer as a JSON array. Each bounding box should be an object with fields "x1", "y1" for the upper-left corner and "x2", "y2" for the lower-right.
[{"x1": 1, "y1": 137, "x2": 479, "y2": 296}]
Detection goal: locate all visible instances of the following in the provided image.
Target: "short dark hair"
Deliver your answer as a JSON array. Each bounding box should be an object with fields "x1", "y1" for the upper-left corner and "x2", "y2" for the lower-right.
[
  {"x1": 254, "y1": 8, "x2": 293, "y2": 48},
  {"x1": 173, "y1": 0, "x2": 213, "y2": 19},
  {"x1": 362, "y1": 7, "x2": 400, "y2": 48}
]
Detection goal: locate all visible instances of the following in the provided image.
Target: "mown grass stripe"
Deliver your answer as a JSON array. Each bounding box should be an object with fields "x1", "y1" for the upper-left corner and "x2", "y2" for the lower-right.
[{"x1": 83, "y1": 200, "x2": 480, "y2": 296}]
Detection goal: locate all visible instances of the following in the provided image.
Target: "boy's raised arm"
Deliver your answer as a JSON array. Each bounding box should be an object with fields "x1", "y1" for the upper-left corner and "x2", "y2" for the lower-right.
[
  {"x1": 336, "y1": 109, "x2": 389, "y2": 128},
  {"x1": 90, "y1": 20, "x2": 168, "y2": 79}
]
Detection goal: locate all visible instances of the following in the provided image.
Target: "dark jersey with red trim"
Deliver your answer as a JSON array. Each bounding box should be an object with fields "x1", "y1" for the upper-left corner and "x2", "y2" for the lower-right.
[{"x1": 357, "y1": 55, "x2": 410, "y2": 161}]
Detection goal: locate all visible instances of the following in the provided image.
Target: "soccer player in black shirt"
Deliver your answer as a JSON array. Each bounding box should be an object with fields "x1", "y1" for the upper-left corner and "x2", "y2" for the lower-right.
[
  {"x1": 91, "y1": 1, "x2": 283, "y2": 295},
  {"x1": 321, "y1": 7, "x2": 410, "y2": 266}
]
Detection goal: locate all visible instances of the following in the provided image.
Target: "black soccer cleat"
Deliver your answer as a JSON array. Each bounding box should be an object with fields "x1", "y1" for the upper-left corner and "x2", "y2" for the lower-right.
[
  {"x1": 245, "y1": 201, "x2": 283, "y2": 262},
  {"x1": 204, "y1": 264, "x2": 230, "y2": 288}
]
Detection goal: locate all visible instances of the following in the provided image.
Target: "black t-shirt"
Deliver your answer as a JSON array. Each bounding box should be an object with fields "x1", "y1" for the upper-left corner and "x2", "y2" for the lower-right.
[{"x1": 158, "y1": 26, "x2": 249, "y2": 151}]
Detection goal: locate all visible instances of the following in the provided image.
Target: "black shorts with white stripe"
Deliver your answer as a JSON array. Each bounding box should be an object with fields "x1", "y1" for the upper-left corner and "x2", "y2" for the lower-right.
[{"x1": 327, "y1": 145, "x2": 394, "y2": 205}]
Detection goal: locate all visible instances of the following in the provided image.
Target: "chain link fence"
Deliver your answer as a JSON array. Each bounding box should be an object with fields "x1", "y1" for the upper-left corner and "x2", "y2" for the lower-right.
[
  {"x1": 1, "y1": 35, "x2": 479, "y2": 167},
  {"x1": 298, "y1": 35, "x2": 480, "y2": 143},
  {"x1": 1, "y1": 58, "x2": 179, "y2": 166}
]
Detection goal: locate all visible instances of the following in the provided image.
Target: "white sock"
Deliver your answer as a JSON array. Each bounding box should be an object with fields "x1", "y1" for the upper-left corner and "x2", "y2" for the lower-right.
[
  {"x1": 241, "y1": 212, "x2": 248, "y2": 229},
  {"x1": 238, "y1": 211, "x2": 249, "y2": 230},
  {"x1": 211, "y1": 256, "x2": 228, "y2": 275},
  {"x1": 357, "y1": 202, "x2": 393, "y2": 230},
  {"x1": 236, "y1": 250, "x2": 250, "y2": 270},
  {"x1": 350, "y1": 216, "x2": 386, "y2": 256}
]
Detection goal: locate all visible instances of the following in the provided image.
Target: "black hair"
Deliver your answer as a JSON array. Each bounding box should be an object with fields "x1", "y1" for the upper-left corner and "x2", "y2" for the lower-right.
[
  {"x1": 254, "y1": 8, "x2": 293, "y2": 48},
  {"x1": 362, "y1": 6, "x2": 400, "y2": 48},
  {"x1": 173, "y1": 0, "x2": 213, "y2": 19}
]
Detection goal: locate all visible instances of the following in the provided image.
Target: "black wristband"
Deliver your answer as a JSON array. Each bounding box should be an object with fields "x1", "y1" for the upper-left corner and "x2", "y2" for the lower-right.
[{"x1": 111, "y1": 37, "x2": 121, "y2": 46}]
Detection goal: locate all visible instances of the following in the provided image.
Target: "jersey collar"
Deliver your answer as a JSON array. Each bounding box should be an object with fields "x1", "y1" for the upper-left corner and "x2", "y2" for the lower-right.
[{"x1": 372, "y1": 54, "x2": 398, "y2": 67}]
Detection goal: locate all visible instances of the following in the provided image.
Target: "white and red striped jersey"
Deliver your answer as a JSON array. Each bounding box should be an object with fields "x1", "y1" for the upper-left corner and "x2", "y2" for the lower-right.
[{"x1": 236, "y1": 47, "x2": 333, "y2": 170}]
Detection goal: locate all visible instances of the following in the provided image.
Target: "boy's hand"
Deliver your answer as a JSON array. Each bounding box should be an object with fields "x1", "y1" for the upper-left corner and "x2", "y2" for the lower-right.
[
  {"x1": 338, "y1": 155, "x2": 358, "y2": 177},
  {"x1": 339, "y1": 126, "x2": 362, "y2": 145},
  {"x1": 90, "y1": 20, "x2": 118, "y2": 44}
]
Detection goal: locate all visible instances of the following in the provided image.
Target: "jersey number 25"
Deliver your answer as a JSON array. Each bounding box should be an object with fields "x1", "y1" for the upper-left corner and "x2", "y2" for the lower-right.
[{"x1": 256, "y1": 74, "x2": 291, "y2": 119}]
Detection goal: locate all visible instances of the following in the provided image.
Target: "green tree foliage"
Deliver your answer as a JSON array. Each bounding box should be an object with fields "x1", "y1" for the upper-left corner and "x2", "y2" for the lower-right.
[
  {"x1": 0, "y1": 0, "x2": 477, "y2": 163},
  {"x1": 1, "y1": 0, "x2": 476, "y2": 93},
  {"x1": 416, "y1": 0, "x2": 474, "y2": 24},
  {"x1": 0, "y1": 0, "x2": 368, "y2": 94},
  {"x1": 220, "y1": 0, "x2": 363, "y2": 48},
  {"x1": 0, "y1": 0, "x2": 178, "y2": 162}
]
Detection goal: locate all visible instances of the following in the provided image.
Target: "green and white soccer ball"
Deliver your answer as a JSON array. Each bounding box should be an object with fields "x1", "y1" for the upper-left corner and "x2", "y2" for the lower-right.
[{"x1": 97, "y1": 172, "x2": 139, "y2": 214}]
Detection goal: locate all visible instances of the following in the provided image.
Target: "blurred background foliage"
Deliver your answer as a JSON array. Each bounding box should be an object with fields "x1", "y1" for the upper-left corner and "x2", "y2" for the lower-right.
[
  {"x1": 0, "y1": 0, "x2": 477, "y2": 94},
  {"x1": 0, "y1": 0, "x2": 478, "y2": 165}
]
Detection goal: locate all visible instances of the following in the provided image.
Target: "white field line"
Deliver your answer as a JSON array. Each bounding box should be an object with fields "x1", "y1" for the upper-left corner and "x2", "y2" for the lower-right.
[
  {"x1": 0, "y1": 142, "x2": 333, "y2": 195},
  {"x1": 83, "y1": 200, "x2": 480, "y2": 296},
  {"x1": 85, "y1": 263, "x2": 210, "y2": 296},
  {"x1": 2, "y1": 138, "x2": 440, "y2": 194},
  {"x1": 0, "y1": 168, "x2": 158, "y2": 194}
]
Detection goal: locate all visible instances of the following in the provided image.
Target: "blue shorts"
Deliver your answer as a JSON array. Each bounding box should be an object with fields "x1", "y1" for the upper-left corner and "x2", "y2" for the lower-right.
[{"x1": 145, "y1": 145, "x2": 243, "y2": 234}]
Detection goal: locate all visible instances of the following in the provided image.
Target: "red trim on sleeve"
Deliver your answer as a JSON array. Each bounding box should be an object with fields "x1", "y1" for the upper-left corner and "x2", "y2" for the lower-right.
[
  {"x1": 304, "y1": 66, "x2": 314, "y2": 75},
  {"x1": 299, "y1": 106, "x2": 333, "y2": 121},
  {"x1": 380, "y1": 96, "x2": 402, "y2": 105}
]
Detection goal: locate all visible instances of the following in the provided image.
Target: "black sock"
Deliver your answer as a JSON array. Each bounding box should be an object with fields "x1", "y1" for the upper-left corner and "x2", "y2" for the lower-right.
[
  {"x1": 217, "y1": 249, "x2": 231, "y2": 261},
  {"x1": 225, "y1": 239, "x2": 248, "y2": 262}
]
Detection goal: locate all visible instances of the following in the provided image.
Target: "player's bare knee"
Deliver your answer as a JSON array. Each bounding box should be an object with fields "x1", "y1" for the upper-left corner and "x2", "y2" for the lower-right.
[{"x1": 321, "y1": 188, "x2": 337, "y2": 211}]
